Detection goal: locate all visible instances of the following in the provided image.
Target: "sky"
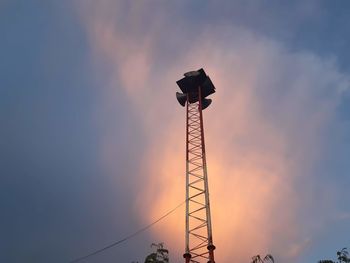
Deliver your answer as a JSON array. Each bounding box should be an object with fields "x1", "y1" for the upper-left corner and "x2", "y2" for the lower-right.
[{"x1": 0, "y1": 1, "x2": 350, "y2": 263}]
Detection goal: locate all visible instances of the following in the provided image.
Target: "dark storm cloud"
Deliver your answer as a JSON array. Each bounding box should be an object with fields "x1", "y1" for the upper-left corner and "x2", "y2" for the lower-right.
[{"x1": 0, "y1": 1, "x2": 150, "y2": 263}]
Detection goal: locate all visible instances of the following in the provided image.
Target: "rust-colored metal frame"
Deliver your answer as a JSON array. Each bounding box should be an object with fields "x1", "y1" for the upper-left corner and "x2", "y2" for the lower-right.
[{"x1": 183, "y1": 87, "x2": 216, "y2": 263}]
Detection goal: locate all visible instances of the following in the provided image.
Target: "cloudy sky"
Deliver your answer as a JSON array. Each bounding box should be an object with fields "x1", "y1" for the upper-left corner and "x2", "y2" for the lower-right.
[{"x1": 1, "y1": 1, "x2": 350, "y2": 263}]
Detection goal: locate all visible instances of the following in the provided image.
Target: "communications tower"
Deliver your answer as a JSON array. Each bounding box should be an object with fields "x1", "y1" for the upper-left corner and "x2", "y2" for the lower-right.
[{"x1": 176, "y1": 69, "x2": 216, "y2": 263}]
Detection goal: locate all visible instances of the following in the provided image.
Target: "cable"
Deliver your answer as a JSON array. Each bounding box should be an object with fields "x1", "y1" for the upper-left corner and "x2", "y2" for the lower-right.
[{"x1": 68, "y1": 199, "x2": 186, "y2": 263}]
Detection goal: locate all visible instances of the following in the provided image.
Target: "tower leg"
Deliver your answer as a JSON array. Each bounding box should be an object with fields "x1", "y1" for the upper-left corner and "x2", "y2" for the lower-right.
[
  {"x1": 208, "y1": 244, "x2": 216, "y2": 263},
  {"x1": 183, "y1": 253, "x2": 191, "y2": 263}
]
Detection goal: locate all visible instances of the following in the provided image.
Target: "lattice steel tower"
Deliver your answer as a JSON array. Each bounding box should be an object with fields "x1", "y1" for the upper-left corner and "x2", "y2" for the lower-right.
[{"x1": 176, "y1": 69, "x2": 216, "y2": 263}]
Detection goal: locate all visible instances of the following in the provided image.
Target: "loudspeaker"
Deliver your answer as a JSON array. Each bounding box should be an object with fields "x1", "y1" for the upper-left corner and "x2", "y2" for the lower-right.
[
  {"x1": 176, "y1": 92, "x2": 187, "y2": 106},
  {"x1": 201, "y1": 98, "x2": 212, "y2": 110}
]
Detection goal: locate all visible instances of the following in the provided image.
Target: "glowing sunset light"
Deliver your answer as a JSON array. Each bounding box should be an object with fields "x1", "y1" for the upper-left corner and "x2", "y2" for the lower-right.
[
  {"x1": 3, "y1": 1, "x2": 350, "y2": 263},
  {"x1": 78, "y1": 1, "x2": 350, "y2": 262}
]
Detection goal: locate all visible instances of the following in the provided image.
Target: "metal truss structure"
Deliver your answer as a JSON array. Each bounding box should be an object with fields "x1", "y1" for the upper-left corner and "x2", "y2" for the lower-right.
[
  {"x1": 176, "y1": 68, "x2": 216, "y2": 263},
  {"x1": 184, "y1": 92, "x2": 215, "y2": 263}
]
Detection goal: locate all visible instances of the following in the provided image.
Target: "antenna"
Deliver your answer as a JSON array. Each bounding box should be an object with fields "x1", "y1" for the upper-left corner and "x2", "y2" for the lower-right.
[{"x1": 176, "y1": 68, "x2": 216, "y2": 263}]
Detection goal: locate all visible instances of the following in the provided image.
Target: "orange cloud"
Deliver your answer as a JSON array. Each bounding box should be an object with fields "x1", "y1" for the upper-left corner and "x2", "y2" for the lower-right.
[{"x1": 77, "y1": 2, "x2": 349, "y2": 262}]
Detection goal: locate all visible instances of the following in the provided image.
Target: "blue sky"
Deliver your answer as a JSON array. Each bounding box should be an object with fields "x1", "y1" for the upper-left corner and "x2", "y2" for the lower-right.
[{"x1": 1, "y1": 1, "x2": 349, "y2": 263}]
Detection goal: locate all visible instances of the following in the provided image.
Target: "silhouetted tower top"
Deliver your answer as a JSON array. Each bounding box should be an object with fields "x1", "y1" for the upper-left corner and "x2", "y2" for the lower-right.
[{"x1": 176, "y1": 68, "x2": 216, "y2": 109}]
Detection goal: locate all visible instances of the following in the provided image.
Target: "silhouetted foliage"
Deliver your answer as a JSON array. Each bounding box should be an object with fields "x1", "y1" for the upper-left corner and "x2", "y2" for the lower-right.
[
  {"x1": 318, "y1": 248, "x2": 350, "y2": 263},
  {"x1": 139, "y1": 244, "x2": 350, "y2": 263},
  {"x1": 144, "y1": 243, "x2": 169, "y2": 263},
  {"x1": 251, "y1": 254, "x2": 274, "y2": 263}
]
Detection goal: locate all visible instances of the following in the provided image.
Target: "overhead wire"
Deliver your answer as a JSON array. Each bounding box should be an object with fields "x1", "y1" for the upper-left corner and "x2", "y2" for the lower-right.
[{"x1": 68, "y1": 199, "x2": 186, "y2": 263}]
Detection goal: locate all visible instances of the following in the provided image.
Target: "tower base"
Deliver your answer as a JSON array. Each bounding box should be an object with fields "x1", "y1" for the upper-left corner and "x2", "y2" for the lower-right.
[
  {"x1": 208, "y1": 244, "x2": 216, "y2": 263},
  {"x1": 183, "y1": 252, "x2": 191, "y2": 263}
]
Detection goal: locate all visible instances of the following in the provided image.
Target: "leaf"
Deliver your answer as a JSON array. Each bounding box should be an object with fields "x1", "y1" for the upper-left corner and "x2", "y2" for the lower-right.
[
  {"x1": 251, "y1": 255, "x2": 262, "y2": 263},
  {"x1": 158, "y1": 248, "x2": 169, "y2": 254},
  {"x1": 264, "y1": 254, "x2": 275, "y2": 263}
]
